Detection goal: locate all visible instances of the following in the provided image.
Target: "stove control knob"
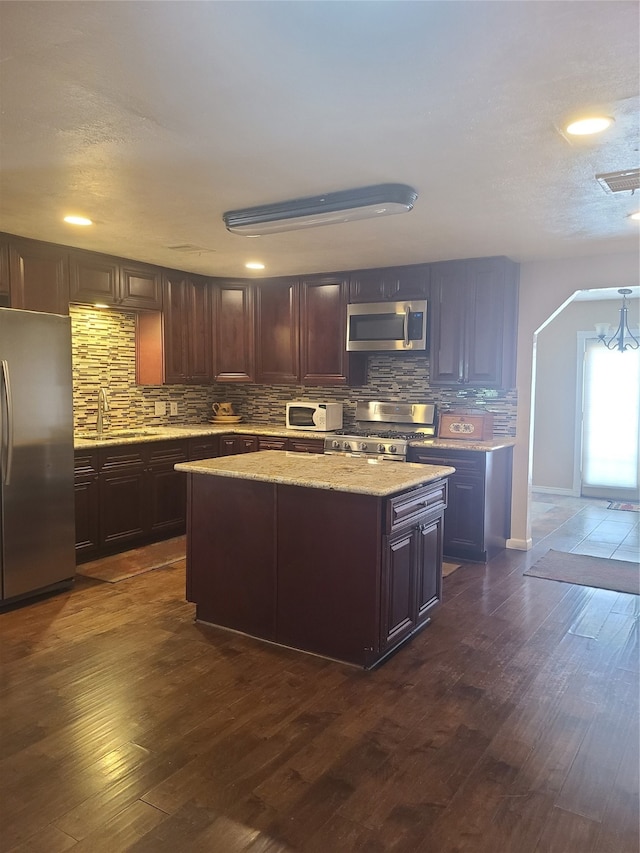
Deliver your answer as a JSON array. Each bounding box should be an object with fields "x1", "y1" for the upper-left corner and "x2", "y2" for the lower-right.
[
  {"x1": 377, "y1": 443, "x2": 385, "y2": 453},
  {"x1": 359, "y1": 442, "x2": 368, "y2": 451},
  {"x1": 331, "y1": 440, "x2": 340, "y2": 450},
  {"x1": 343, "y1": 441, "x2": 351, "y2": 450},
  {"x1": 389, "y1": 445, "x2": 397, "y2": 454}
]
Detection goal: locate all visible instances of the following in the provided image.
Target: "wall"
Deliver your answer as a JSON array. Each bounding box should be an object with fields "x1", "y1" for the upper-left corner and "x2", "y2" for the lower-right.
[
  {"x1": 71, "y1": 306, "x2": 216, "y2": 432},
  {"x1": 532, "y1": 297, "x2": 639, "y2": 493},
  {"x1": 71, "y1": 305, "x2": 518, "y2": 435},
  {"x1": 510, "y1": 250, "x2": 639, "y2": 550}
]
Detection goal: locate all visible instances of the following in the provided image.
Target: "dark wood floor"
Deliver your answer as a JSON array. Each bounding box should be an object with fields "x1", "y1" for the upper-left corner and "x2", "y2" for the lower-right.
[{"x1": 1, "y1": 512, "x2": 638, "y2": 852}]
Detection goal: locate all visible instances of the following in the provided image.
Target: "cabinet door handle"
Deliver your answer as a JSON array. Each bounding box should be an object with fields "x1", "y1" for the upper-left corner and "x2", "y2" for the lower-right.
[{"x1": 1, "y1": 359, "x2": 14, "y2": 486}]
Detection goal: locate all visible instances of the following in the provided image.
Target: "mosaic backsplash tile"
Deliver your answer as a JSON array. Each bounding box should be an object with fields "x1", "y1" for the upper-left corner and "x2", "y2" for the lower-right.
[{"x1": 71, "y1": 306, "x2": 517, "y2": 436}]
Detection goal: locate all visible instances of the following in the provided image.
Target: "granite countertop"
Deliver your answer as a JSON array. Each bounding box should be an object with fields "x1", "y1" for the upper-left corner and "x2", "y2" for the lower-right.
[
  {"x1": 74, "y1": 422, "x2": 515, "y2": 452},
  {"x1": 175, "y1": 450, "x2": 455, "y2": 497}
]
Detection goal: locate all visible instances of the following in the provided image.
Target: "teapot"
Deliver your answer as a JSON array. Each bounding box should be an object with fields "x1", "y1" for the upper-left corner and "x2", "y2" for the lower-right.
[{"x1": 212, "y1": 401, "x2": 235, "y2": 418}]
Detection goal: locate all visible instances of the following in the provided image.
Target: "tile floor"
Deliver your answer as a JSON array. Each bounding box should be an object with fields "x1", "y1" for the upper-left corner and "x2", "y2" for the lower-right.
[{"x1": 530, "y1": 492, "x2": 640, "y2": 562}]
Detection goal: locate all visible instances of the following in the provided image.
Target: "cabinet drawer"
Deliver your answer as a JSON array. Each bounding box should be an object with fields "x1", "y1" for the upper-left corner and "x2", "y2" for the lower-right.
[
  {"x1": 408, "y1": 449, "x2": 484, "y2": 476},
  {"x1": 386, "y1": 481, "x2": 447, "y2": 533},
  {"x1": 258, "y1": 437, "x2": 288, "y2": 451},
  {"x1": 74, "y1": 449, "x2": 98, "y2": 473},
  {"x1": 146, "y1": 440, "x2": 188, "y2": 466},
  {"x1": 98, "y1": 446, "x2": 145, "y2": 470},
  {"x1": 188, "y1": 438, "x2": 219, "y2": 461},
  {"x1": 288, "y1": 438, "x2": 324, "y2": 454}
]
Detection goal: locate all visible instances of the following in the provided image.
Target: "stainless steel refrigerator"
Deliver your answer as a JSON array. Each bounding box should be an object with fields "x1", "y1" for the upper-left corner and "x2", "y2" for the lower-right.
[{"x1": 0, "y1": 307, "x2": 75, "y2": 604}]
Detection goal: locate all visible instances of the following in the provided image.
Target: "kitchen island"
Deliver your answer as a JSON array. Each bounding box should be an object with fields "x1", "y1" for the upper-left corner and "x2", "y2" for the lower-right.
[{"x1": 176, "y1": 451, "x2": 454, "y2": 668}]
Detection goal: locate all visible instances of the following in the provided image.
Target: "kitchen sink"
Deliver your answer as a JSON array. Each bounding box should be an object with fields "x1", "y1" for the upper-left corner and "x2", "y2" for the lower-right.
[{"x1": 76, "y1": 430, "x2": 160, "y2": 440}]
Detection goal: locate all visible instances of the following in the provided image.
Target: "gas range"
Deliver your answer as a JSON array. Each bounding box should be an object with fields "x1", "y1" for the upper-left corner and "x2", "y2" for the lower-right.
[{"x1": 323, "y1": 402, "x2": 436, "y2": 461}]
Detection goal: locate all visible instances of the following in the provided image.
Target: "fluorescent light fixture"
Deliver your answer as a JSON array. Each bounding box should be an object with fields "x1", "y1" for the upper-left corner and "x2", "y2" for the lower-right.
[{"x1": 223, "y1": 183, "x2": 418, "y2": 236}]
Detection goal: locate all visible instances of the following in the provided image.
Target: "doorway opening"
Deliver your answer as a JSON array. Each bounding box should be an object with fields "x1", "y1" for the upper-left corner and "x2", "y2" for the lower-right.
[{"x1": 578, "y1": 336, "x2": 640, "y2": 501}]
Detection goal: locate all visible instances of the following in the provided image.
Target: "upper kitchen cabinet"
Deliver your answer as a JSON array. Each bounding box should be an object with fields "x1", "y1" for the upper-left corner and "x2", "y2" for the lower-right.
[
  {"x1": 256, "y1": 277, "x2": 300, "y2": 384},
  {"x1": 8, "y1": 238, "x2": 70, "y2": 314},
  {"x1": 429, "y1": 257, "x2": 519, "y2": 389},
  {"x1": 349, "y1": 264, "x2": 430, "y2": 302},
  {"x1": 256, "y1": 274, "x2": 365, "y2": 386},
  {"x1": 212, "y1": 280, "x2": 255, "y2": 383},
  {"x1": 300, "y1": 274, "x2": 365, "y2": 385},
  {"x1": 136, "y1": 271, "x2": 211, "y2": 385},
  {"x1": 161, "y1": 272, "x2": 212, "y2": 384},
  {"x1": 69, "y1": 251, "x2": 162, "y2": 311}
]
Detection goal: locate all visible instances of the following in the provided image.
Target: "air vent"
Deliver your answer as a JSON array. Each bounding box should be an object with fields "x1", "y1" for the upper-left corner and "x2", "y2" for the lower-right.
[
  {"x1": 167, "y1": 244, "x2": 216, "y2": 254},
  {"x1": 595, "y1": 168, "x2": 640, "y2": 194}
]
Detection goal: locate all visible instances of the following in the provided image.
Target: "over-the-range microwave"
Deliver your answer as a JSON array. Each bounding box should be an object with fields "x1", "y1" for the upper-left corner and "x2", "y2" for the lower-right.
[
  {"x1": 286, "y1": 401, "x2": 343, "y2": 432},
  {"x1": 346, "y1": 299, "x2": 428, "y2": 352}
]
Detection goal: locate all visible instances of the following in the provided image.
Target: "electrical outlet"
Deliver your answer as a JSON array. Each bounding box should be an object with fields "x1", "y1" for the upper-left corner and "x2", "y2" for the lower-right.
[
  {"x1": 170, "y1": 402, "x2": 178, "y2": 416},
  {"x1": 154, "y1": 401, "x2": 166, "y2": 416}
]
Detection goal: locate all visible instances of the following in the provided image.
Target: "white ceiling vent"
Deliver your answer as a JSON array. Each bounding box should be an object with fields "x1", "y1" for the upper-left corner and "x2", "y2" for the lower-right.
[
  {"x1": 595, "y1": 168, "x2": 640, "y2": 194},
  {"x1": 167, "y1": 244, "x2": 216, "y2": 254}
]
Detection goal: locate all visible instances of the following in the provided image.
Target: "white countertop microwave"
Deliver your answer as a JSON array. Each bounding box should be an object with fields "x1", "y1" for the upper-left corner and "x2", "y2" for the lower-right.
[
  {"x1": 286, "y1": 401, "x2": 343, "y2": 431},
  {"x1": 346, "y1": 299, "x2": 428, "y2": 351}
]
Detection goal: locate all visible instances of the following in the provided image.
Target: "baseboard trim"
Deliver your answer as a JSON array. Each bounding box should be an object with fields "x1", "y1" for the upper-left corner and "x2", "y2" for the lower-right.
[
  {"x1": 507, "y1": 538, "x2": 533, "y2": 551},
  {"x1": 531, "y1": 486, "x2": 577, "y2": 497}
]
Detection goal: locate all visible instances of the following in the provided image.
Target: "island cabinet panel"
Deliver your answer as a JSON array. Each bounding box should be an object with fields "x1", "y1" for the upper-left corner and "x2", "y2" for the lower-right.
[
  {"x1": 276, "y1": 486, "x2": 382, "y2": 667},
  {"x1": 188, "y1": 476, "x2": 277, "y2": 639},
  {"x1": 184, "y1": 471, "x2": 447, "y2": 668},
  {"x1": 212, "y1": 281, "x2": 255, "y2": 382},
  {"x1": 8, "y1": 238, "x2": 70, "y2": 315}
]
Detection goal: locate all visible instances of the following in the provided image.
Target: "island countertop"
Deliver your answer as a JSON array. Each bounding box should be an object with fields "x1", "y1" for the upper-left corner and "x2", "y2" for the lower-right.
[{"x1": 175, "y1": 450, "x2": 455, "y2": 497}]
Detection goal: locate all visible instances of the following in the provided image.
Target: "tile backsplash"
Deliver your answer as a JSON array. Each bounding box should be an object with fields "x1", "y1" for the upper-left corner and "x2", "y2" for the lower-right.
[{"x1": 71, "y1": 305, "x2": 517, "y2": 435}]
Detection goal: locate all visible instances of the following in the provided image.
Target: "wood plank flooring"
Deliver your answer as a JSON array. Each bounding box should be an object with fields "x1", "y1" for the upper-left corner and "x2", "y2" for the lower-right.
[{"x1": 1, "y1": 515, "x2": 638, "y2": 852}]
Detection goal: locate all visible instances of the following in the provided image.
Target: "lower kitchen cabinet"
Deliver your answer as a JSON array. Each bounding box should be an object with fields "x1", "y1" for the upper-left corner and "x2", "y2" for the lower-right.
[
  {"x1": 219, "y1": 435, "x2": 259, "y2": 456},
  {"x1": 381, "y1": 482, "x2": 444, "y2": 652},
  {"x1": 74, "y1": 450, "x2": 101, "y2": 560},
  {"x1": 74, "y1": 439, "x2": 189, "y2": 562},
  {"x1": 222, "y1": 434, "x2": 324, "y2": 455},
  {"x1": 407, "y1": 445, "x2": 513, "y2": 562}
]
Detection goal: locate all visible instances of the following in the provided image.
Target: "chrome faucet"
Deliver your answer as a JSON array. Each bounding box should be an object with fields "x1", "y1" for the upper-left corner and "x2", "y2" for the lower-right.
[{"x1": 97, "y1": 387, "x2": 109, "y2": 436}]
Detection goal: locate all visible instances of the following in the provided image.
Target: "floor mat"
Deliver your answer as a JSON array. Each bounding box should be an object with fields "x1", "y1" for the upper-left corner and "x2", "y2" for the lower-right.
[
  {"x1": 76, "y1": 536, "x2": 186, "y2": 583},
  {"x1": 524, "y1": 549, "x2": 639, "y2": 595},
  {"x1": 443, "y1": 561, "x2": 462, "y2": 577},
  {"x1": 607, "y1": 501, "x2": 640, "y2": 512}
]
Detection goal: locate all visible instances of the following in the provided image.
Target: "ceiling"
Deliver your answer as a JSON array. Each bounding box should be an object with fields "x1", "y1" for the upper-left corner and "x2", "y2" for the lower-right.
[{"x1": 1, "y1": 1, "x2": 639, "y2": 280}]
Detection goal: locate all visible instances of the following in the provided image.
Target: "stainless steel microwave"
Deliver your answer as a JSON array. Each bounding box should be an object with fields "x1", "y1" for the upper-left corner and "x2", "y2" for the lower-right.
[{"x1": 346, "y1": 300, "x2": 428, "y2": 352}]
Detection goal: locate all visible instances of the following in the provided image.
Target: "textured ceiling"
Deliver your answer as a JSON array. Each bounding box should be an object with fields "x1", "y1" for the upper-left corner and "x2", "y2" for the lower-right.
[{"x1": 0, "y1": 1, "x2": 638, "y2": 279}]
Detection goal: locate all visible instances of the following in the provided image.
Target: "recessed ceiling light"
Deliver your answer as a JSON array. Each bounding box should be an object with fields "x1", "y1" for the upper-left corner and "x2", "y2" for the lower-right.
[
  {"x1": 565, "y1": 116, "x2": 613, "y2": 136},
  {"x1": 245, "y1": 262, "x2": 265, "y2": 270},
  {"x1": 630, "y1": 212, "x2": 640, "y2": 221},
  {"x1": 64, "y1": 215, "x2": 93, "y2": 226}
]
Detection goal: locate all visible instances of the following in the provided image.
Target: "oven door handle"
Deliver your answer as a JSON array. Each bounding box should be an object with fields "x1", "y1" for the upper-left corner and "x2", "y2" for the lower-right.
[{"x1": 403, "y1": 305, "x2": 410, "y2": 347}]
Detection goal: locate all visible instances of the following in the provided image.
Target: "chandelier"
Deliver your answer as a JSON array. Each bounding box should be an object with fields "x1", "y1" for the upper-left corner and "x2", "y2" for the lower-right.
[{"x1": 595, "y1": 289, "x2": 639, "y2": 352}]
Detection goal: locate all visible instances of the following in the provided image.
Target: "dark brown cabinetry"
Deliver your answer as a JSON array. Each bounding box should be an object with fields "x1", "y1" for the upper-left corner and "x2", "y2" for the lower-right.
[
  {"x1": 407, "y1": 445, "x2": 513, "y2": 562},
  {"x1": 287, "y1": 437, "x2": 324, "y2": 454},
  {"x1": 73, "y1": 450, "x2": 101, "y2": 561},
  {"x1": 8, "y1": 238, "x2": 70, "y2": 314},
  {"x1": 69, "y1": 250, "x2": 162, "y2": 311},
  {"x1": 256, "y1": 277, "x2": 299, "y2": 384},
  {"x1": 187, "y1": 474, "x2": 447, "y2": 668},
  {"x1": 74, "y1": 439, "x2": 189, "y2": 562},
  {"x1": 212, "y1": 281, "x2": 255, "y2": 382},
  {"x1": 188, "y1": 436, "x2": 219, "y2": 461},
  {"x1": 429, "y1": 257, "x2": 519, "y2": 389},
  {"x1": 136, "y1": 273, "x2": 211, "y2": 385},
  {"x1": 381, "y1": 483, "x2": 445, "y2": 651},
  {"x1": 349, "y1": 264, "x2": 430, "y2": 302},
  {"x1": 162, "y1": 272, "x2": 212, "y2": 384},
  {"x1": 0, "y1": 238, "x2": 10, "y2": 307},
  {"x1": 219, "y1": 435, "x2": 258, "y2": 456},
  {"x1": 256, "y1": 274, "x2": 365, "y2": 385}
]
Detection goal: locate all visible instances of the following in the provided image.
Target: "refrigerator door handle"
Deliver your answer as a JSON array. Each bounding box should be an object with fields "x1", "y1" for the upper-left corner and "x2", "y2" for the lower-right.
[{"x1": 1, "y1": 359, "x2": 14, "y2": 486}]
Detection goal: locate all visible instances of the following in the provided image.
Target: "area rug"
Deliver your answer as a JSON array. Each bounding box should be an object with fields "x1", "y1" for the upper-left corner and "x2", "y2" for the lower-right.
[
  {"x1": 77, "y1": 536, "x2": 186, "y2": 583},
  {"x1": 607, "y1": 501, "x2": 640, "y2": 512},
  {"x1": 524, "y1": 549, "x2": 639, "y2": 595},
  {"x1": 443, "y1": 561, "x2": 462, "y2": 577}
]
